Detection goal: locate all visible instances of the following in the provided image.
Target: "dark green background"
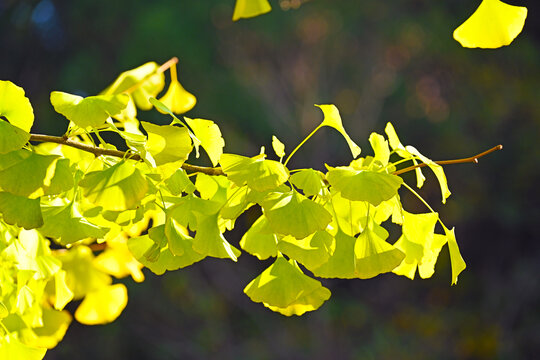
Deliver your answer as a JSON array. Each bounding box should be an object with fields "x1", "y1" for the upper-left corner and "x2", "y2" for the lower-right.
[{"x1": 1, "y1": 0, "x2": 539, "y2": 358}]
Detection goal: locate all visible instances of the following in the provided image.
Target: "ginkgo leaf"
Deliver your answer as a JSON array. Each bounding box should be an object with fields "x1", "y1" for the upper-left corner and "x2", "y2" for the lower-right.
[
  {"x1": 165, "y1": 169, "x2": 196, "y2": 195},
  {"x1": 92, "y1": 236, "x2": 145, "y2": 283},
  {"x1": 0, "y1": 120, "x2": 30, "y2": 154},
  {"x1": 50, "y1": 91, "x2": 129, "y2": 128},
  {"x1": 0, "y1": 80, "x2": 34, "y2": 132},
  {"x1": 79, "y1": 161, "x2": 148, "y2": 211},
  {"x1": 272, "y1": 135, "x2": 285, "y2": 160},
  {"x1": 290, "y1": 169, "x2": 327, "y2": 197},
  {"x1": 0, "y1": 334, "x2": 46, "y2": 360},
  {"x1": 185, "y1": 118, "x2": 225, "y2": 167},
  {"x1": 0, "y1": 301, "x2": 7, "y2": 318},
  {"x1": 315, "y1": 104, "x2": 361, "y2": 158},
  {"x1": 326, "y1": 167, "x2": 403, "y2": 206},
  {"x1": 244, "y1": 257, "x2": 331, "y2": 316},
  {"x1": 444, "y1": 226, "x2": 466, "y2": 285},
  {"x1": 0, "y1": 192, "x2": 43, "y2": 229},
  {"x1": 102, "y1": 62, "x2": 165, "y2": 110},
  {"x1": 277, "y1": 231, "x2": 333, "y2": 271},
  {"x1": 141, "y1": 121, "x2": 192, "y2": 166},
  {"x1": 220, "y1": 153, "x2": 289, "y2": 192},
  {"x1": 53, "y1": 270, "x2": 73, "y2": 311},
  {"x1": 453, "y1": 0, "x2": 528, "y2": 49},
  {"x1": 262, "y1": 190, "x2": 332, "y2": 239},
  {"x1": 354, "y1": 219, "x2": 405, "y2": 279},
  {"x1": 369, "y1": 132, "x2": 390, "y2": 167},
  {"x1": 157, "y1": 80, "x2": 196, "y2": 114},
  {"x1": 311, "y1": 230, "x2": 356, "y2": 279},
  {"x1": 74, "y1": 283, "x2": 128, "y2": 325},
  {"x1": 39, "y1": 204, "x2": 107, "y2": 245},
  {"x1": 0, "y1": 151, "x2": 73, "y2": 199},
  {"x1": 232, "y1": 0, "x2": 272, "y2": 21},
  {"x1": 192, "y1": 213, "x2": 241, "y2": 261},
  {"x1": 240, "y1": 215, "x2": 278, "y2": 260},
  {"x1": 31, "y1": 308, "x2": 72, "y2": 349},
  {"x1": 405, "y1": 145, "x2": 451, "y2": 203}
]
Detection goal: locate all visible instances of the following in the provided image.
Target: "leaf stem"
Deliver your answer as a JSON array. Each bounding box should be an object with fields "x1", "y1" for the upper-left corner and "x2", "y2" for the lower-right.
[
  {"x1": 284, "y1": 124, "x2": 323, "y2": 167},
  {"x1": 392, "y1": 145, "x2": 502, "y2": 176}
]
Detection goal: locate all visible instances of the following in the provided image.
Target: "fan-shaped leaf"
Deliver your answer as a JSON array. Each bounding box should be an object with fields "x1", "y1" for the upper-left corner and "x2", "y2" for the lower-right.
[
  {"x1": 74, "y1": 284, "x2": 127, "y2": 325},
  {"x1": 315, "y1": 104, "x2": 361, "y2": 158},
  {"x1": 232, "y1": 0, "x2": 272, "y2": 21},
  {"x1": 0, "y1": 80, "x2": 34, "y2": 132},
  {"x1": 0, "y1": 120, "x2": 30, "y2": 154},
  {"x1": 277, "y1": 231, "x2": 333, "y2": 271},
  {"x1": 141, "y1": 122, "x2": 192, "y2": 166},
  {"x1": 0, "y1": 192, "x2": 42, "y2": 229},
  {"x1": 157, "y1": 80, "x2": 196, "y2": 115},
  {"x1": 240, "y1": 216, "x2": 278, "y2": 260},
  {"x1": 290, "y1": 169, "x2": 326, "y2": 197},
  {"x1": 185, "y1": 118, "x2": 225, "y2": 167}
]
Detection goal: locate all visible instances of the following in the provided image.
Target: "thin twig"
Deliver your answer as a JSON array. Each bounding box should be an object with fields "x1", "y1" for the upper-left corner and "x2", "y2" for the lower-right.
[
  {"x1": 29, "y1": 133, "x2": 225, "y2": 176},
  {"x1": 392, "y1": 145, "x2": 503, "y2": 176},
  {"x1": 123, "y1": 57, "x2": 179, "y2": 94}
]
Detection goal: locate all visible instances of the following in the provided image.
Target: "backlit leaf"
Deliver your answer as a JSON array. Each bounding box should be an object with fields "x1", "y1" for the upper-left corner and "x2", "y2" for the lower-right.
[
  {"x1": 315, "y1": 104, "x2": 361, "y2": 158},
  {"x1": 262, "y1": 190, "x2": 332, "y2": 239},
  {"x1": 0, "y1": 120, "x2": 30, "y2": 154},
  {"x1": 453, "y1": 0, "x2": 527, "y2": 48},
  {"x1": 244, "y1": 257, "x2": 331, "y2": 316},
  {"x1": 192, "y1": 213, "x2": 241, "y2": 261},
  {"x1": 141, "y1": 122, "x2": 192, "y2": 166},
  {"x1": 185, "y1": 117, "x2": 225, "y2": 167},
  {"x1": 0, "y1": 334, "x2": 46, "y2": 360},
  {"x1": 405, "y1": 145, "x2": 451, "y2": 203},
  {"x1": 277, "y1": 231, "x2": 333, "y2": 271},
  {"x1": 232, "y1": 0, "x2": 272, "y2": 21},
  {"x1": 311, "y1": 230, "x2": 356, "y2": 279},
  {"x1": 157, "y1": 80, "x2": 196, "y2": 115},
  {"x1": 0, "y1": 192, "x2": 43, "y2": 229},
  {"x1": 272, "y1": 135, "x2": 285, "y2": 160},
  {"x1": 79, "y1": 161, "x2": 148, "y2": 211},
  {"x1": 74, "y1": 283, "x2": 128, "y2": 325},
  {"x1": 31, "y1": 308, "x2": 72, "y2": 349},
  {"x1": 445, "y1": 226, "x2": 466, "y2": 285},
  {"x1": 369, "y1": 132, "x2": 390, "y2": 167},
  {"x1": 0, "y1": 80, "x2": 34, "y2": 132},
  {"x1": 50, "y1": 91, "x2": 129, "y2": 128},
  {"x1": 290, "y1": 169, "x2": 326, "y2": 197},
  {"x1": 240, "y1": 215, "x2": 278, "y2": 260},
  {"x1": 327, "y1": 167, "x2": 403, "y2": 206},
  {"x1": 53, "y1": 270, "x2": 73, "y2": 311}
]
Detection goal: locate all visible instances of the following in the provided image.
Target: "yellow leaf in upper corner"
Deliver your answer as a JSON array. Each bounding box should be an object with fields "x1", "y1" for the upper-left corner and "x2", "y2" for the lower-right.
[
  {"x1": 233, "y1": 0, "x2": 272, "y2": 21},
  {"x1": 74, "y1": 284, "x2": 128, "y2": 325},
  {"x1": 453, "y1": 0, "x2": 527, "y2": 48}
]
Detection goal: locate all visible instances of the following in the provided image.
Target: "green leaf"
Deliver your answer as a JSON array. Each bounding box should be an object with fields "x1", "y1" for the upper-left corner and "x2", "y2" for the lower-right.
[
  {"x1": 184, "y1": 118, "x2": 225, "y2": 167},
  {"x1": 290, "y1": 169, "x2": 327, "y2": 197},
  {"x1": 192, "y1": 213, "x2": 241, "y2": 261},
  {"x1": 354, "y1": 218, "x2": 405, "y2": 279},
  {"x1": 74, "y1": 284, "x2": 127, "y2": 325},
  {"x1": 239, "y1": 215, "x2": 278, "y2": 260},
  {"x1": 330, "y1": 191, "x2": 368, "y2": 236},
  {"x1": 262, "y1": 190, "x2": 332, "y2": 239},
  {"x1": 445, "y1": 226, "x2": 466, "y2": 285},
  {"x1": 244, "y1": 257, "x2": 331, "y2": 316},
  {"x1": 32, "y1": 308, "x2": 72, "y2": 349},
  {"x1": 79, "y1": 161, "x2": 148, "y2": 211},
  {"x1": 50, "y1": 91, "x2": 129, "y2": 128},
  {"x1": 232, "y1": 0, "x2": 272, "y2": 21},
  {"x1": 392, "y1": 211, "x2": 440, "y2": 280},
  {"x1": 220, "y1": 153, "x2": 289, "y2": 192},
  {"x1": 311, "y1": 230, "x2": 356, "y2": 279},
  {"x1": 315, "y1": 104, "x2": 361, "y2": 158},
  {"x1": 0, "y1": 301, "x2": 8, "y2": 319},
  {"x1": 0, "y1": 80, "x2": 34, "y2": 132},
  {"x1": 0, "y1": 335, "x2": 46, "y2": 360},
  {"x1": 0, "y1": 192, "x2": 43, "y2": 229},
  {"x1": 277, "y1": 231, "x2": 333, "y2": 271},
  {"x1": 39, "y1": 204, "x2": 107, "y2": 245},
  {"x1": 141, "y1": 121, "x2": 192, "y2": 166},
  {"x1": 0, "y1": 120, "x2": 30, "y2": 154},
  {"x1": 326, "y1": 167, "x2": 403, "y2": 206},
  {"x1": 102, "y1": 62, "x2": 165, "y2": 110},
  {"x1": 0, "y1": 151, "x2": 73, "y2": 198},
  {"x1": 271, "y1": 135, "x2": 285, "y2": 160},
  {"x1": 164, "y1": 169, "x2": 195, "y2": 196},
  {"x1": 53, "y1": 270, "x2": 74, "y2": 311}
]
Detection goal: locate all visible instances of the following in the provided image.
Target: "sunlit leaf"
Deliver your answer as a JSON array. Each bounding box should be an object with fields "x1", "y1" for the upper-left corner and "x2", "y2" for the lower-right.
[
  {"x1": 74, "y1": 283, "x2": 128, "y2": 325},
  {"x1": 445, "y1": 226, "x2": 466, "y2": 285},
  {"x1": 453, "y1": 0, "x2": 527, "y2": 48},
  {"x1": 315, "y1": 104, "x2": 361, "y2": 158},
  {"x1": 50, "y1": 91, "x2": 129, "y2": 128},
  {"x1": 232, "y1": 0, "x2": 272, "y2": 21},
  {"x1": 385, "y1": 122, "x2": 425, "y2": 188},
  {"x1": 369, "y1": 132, "x2": 390, "y2": 167},
  {"x1": 192, "y1": 213, "x2": 241, "y2": 261},
  {"x1": 93, "y1": 236, "x2": 145, "y2": 283},
  {"x1": 0, "y1": 334, "x2": 46, "y2": 360},
  {"x1": 329, "y1": 191, "x2": 368, "y2": 236},
  {"x1": 53, "y1": 270, "x2": 73, "y2": 311},
  {"x1": 327, "y1": 166, "x2": 403, "y2": 206},
  {"x1": 277, "y1": 231, "x2": 333, "y2": 271},
  {"x1": 0, "y1": 120, "x2": 30, "y2": 154},
  {"x1": 290, "y1": 169, "x2": 326, "y2": 197},
  {"x1": 164, "y1": 169, "x2": 196, "y2": 195},
  {"x1": 0, "y1": 192, "x2": 43, "y2": 229},
  {"x1": 0, "y1": 80, "x2": 34, "y2": 132},
  {"x1": 141, "y1": 121, "x2": 192, "y2": 166},
  {"x1": 157, "y1": 80, "x2": 196, "y2": 115},
  {"x1": 262, "y1": 190, "x2": 332, "y2": 239},
  {"x1": 102, "y1": 62, "x2": 165, "y2": 110},
  {"x1": 311, "y1": 230, "x2": 356, "y2": 279},
  {"x1": 79, "y1": 161, "x2": 148, "y2": 211},
  {"x1": 240, "y1": 215, "x2": 278, "y2": 260},
  {"x1": 354, "y1": 218, "x2": 405, "y2": 279},
  {"x1": 220, "y1": 153, "x2": 289, "y2": 192},
  {"x1": 405, "y1": 145, "x2": 451, "y2": 203},
  {"x1": 185, "y1": 117, "x2": 225, "y2": 167},
  {"x1": 31, "y1": 308, "x2": 72, "y2": 349},
  {"x1": 272, "y1": 135, "x2": 285, "y2": 160},
  {"x1": 244, "y1": 257, "x2": 331, "y2": 316}
]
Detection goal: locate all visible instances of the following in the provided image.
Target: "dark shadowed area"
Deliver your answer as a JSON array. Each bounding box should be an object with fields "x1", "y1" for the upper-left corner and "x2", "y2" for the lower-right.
[{"x1": 1, "y1": 0, "x2": 539, "y2": 359}]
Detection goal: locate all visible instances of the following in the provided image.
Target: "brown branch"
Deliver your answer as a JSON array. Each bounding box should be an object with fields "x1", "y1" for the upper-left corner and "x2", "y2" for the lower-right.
[
  {"x1": 29, "y1": 133, "x2": 225, "y2": 176},
  {"x1": 392, "y1": 145, "x2": 503, "y2": 176}
]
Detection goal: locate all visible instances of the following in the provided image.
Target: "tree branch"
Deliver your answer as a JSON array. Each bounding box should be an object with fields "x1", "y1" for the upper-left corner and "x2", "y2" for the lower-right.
[
  {"x1": 29, "y1": 134, "x2": 225, "y2": 176},
  {"x1": 392, "y1": 145, "x2": 503, "y2": 176}
]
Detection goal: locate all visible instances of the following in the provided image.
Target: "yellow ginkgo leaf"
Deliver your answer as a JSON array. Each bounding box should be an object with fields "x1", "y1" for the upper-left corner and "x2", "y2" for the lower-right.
[
  {"x1": 232, "y1": 0, "x2": 272, "y2": 21},
  {"x1": 453, "y1": 0, "x2": 528, "y2": 48},
  {"x1": 74, "y1": 284, "x2": 128, "y2": 325},
  {"x1": 157, "y1": 63, "x2": 196, "y2": 115}
]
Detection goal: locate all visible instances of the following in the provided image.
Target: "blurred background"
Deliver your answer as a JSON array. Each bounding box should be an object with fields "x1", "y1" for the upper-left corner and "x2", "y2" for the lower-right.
[{"x1": 1, "y1": 0, "x2": 539, "y2": 359}]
